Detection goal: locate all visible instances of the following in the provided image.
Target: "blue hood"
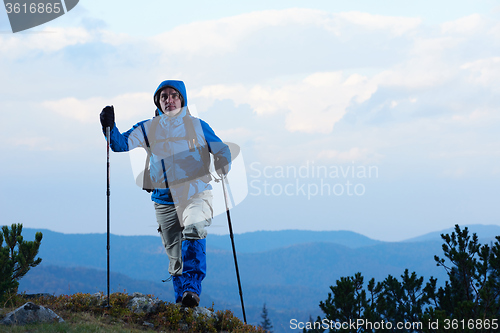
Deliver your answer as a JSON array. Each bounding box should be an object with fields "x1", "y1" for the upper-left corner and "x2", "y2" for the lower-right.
[{"x1": 153, "y1": 80, "x2": 188, "y2": 115}]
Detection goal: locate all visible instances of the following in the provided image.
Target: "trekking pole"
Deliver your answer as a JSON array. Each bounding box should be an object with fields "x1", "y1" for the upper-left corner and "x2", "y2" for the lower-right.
[
  {"x1": 221, "y1": 174, "x2": 247, "y2": 323},
  {"x1": 106, "y1": 126, "x2": 111, "y2": 308}
]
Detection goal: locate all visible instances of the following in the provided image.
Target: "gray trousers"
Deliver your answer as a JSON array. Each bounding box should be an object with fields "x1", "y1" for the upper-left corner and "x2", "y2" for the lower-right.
[{"x1": 154, "y1": 190, "x2": 213, "y2": 276}]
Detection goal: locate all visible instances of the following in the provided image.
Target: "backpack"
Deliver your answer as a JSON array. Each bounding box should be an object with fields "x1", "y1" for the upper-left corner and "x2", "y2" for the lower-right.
[{"x1": 138, "y1": 110, "x2": 211, "y2": 193}]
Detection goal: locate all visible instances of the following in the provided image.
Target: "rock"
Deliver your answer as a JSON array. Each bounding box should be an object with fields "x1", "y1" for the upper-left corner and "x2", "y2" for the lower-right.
[
  {"x1": 192, "y1": 306, "x2": 214, "y2": 318},
  {"x1": 181, "y1": 306, "x2": 214, "y2": 318},
  {"x1": 89, "y1": 292, "x2": 105, "y2": 307},
  {"x1": 91, "y1": 292, "x2": 102, "y2": 299},
  {"x1": 126, "y1": 293, "x2": 159, "y2": 314},
  {"x1": 1, "y1": 302, "x2": 64, "y2": 326},
  {"x1": 143, "y1": 321, "x2": 154, "y2": 328}
]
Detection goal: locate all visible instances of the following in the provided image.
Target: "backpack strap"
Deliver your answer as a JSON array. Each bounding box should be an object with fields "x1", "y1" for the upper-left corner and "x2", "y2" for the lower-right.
[
  {"x1": 139, "y1": 116, "x2": 161, "y2": 192},
  {"x1": 183, "y1": 112, "x2": 211, "y2": 177},
  {"x1": 183, "y1": 111, "x2": 198, "y2": 152}
]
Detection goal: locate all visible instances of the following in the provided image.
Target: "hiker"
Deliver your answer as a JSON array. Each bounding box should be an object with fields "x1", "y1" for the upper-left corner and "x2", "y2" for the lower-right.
[{"x1": 99, "y1": 80, "x2": 231, "y2": 307}]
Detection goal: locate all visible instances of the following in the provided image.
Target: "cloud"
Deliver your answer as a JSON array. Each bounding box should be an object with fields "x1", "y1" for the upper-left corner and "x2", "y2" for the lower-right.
[
  {"x1": 285, "y1": 72, "x2": 378, "y2": 133},
  {"x1": 441, "y1": 14, "x2": 484, "y2": 34},
  {"x1": 151, "y1": 8, "x2": 330, "y2": 56},
  {"x1": 441, "y1": 167, "x2": 467, "y2": 178},
  {"x1": 149, "y1": 9, "x2": 422, "y2": 58},
  {"x1": 371, "y1": 35, "x2": 463, "y2": 90},
  {"x1": 175, "y1": 11, "x2": 497, "y2": 134},
  {"x1": 374, "y1": 60, "x2": 452, "y2": 90},
  {"x1": 42, "y1": 92, "x2": 152, "y2": 124},
  {"x1": 5, "y1": 136, "x2": 57, "y2": 151},
  {"x1": 3, "y1": 8, "x2": 499, "y2": 171},
  {"x1": 337, "y1": 11, "x2": 421, "y2": 36},
  {"x1": 317, "y1": 147, "x2": 382, "y2": 163},
  {"x1": 216, "y1": 127, "x2": 255, "y2": 143},
  {"x1": 461, "y1": 57, "x2": 500, "y2": 91},
  {"x1": 195, "y1": 71, "x2": 377, "y2": 134},
  {"x1": 0, "y1": 27, "x2": 93, "y2": 58},
  {"x1": 451, "y1": 107, "x2": 500, "y2": 124}
]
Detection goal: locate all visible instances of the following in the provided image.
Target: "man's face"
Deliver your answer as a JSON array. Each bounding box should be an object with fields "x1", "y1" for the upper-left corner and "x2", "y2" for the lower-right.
[{"x1": 159, "y1": 87, "x2": 182, "y2": 115}]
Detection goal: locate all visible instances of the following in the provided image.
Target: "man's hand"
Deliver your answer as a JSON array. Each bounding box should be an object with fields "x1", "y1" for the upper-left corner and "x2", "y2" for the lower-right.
[
  {"x1": 100, "y1": 105, "x2": 115, "y2": 129},
  {"x1": 214, "y1": 156, "x2": 229, "y2": 177}
]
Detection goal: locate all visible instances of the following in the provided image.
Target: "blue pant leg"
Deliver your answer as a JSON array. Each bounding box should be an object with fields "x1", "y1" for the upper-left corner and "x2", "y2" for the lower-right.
[
  {"x1": 181, "y1": 238, "x2": 206, "y2": 296},
  {"x1": 172, "y1": 275, "x2": 184, "y2": 303}
]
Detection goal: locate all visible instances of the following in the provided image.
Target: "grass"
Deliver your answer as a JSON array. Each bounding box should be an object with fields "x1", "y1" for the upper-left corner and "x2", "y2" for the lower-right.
[{"x1": 0, "y1": 292, "x2": 265, "y2": 333}]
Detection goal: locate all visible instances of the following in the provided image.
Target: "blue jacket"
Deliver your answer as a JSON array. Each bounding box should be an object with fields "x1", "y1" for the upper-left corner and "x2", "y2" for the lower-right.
[{"x1": 106, "y1": 80, "x2": 231, "y2": 204}]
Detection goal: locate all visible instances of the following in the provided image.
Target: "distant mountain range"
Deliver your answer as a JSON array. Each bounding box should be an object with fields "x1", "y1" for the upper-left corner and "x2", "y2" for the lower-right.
[
  {"x1": 207, "y1": 229, "x2": 382, "y2": 252},
  {"x1": 404, "y1": 224, "x2": 500, "y2": 243},
  {"x1": 17, "y1": 224, "x2": 500, "y2": 333}
]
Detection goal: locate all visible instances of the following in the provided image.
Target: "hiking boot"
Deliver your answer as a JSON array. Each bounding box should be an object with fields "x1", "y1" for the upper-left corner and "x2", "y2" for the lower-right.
[{"x1": 181, "y1": 291, "x2": 200, "y2": 308}]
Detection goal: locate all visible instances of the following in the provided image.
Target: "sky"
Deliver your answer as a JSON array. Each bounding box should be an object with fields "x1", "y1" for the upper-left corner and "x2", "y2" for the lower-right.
[{"x1": 0, "y1": 0, "x2": 499, "y2": 242}]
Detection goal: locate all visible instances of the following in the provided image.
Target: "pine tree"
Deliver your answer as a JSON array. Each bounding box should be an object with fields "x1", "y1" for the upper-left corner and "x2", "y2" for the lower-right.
[
  {"x1": 377, "y1": 270, "x2": 436, "y2": 328},
  {"x1": 428, "y1": 225, "x2": 500, "y2": 331},
  {"x1": 0, "y1": 223, "x2": 43, "y2": 302},
  {"x1": 317, "y1": 224, "x2": 500, "y2": 333},
  {"x1": 319, "y1": 272, "x2": 370, "y2": 333},
  {"x1": 259, "y1": 303, "x2": 273, "y2": 333}
]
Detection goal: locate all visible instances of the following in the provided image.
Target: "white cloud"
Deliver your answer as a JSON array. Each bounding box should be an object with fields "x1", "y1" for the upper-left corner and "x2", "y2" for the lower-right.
[
  {"x1": 3, "y1": 9, "x2": 498, "y2": 171},
  {"x1": 100, "y1": 30, "x2": 138, "y2": 46},
  {"x1": 451, "y1": 107, "x2": 500, "y2": 123},
  {"x1": 216, "y1": 127, "x2": 255, "y2": 143},
  {"x1": 374, "y1": 61, "x2": 451, "y2": 89},
  {"x1": 337, "y1": 11, "x2": 421, "y2": 36},
  {"x1": 150, "y1": 8, "x2": 330, "y2": 56},
  {"x1": 284, "y1": 72, "x2": 377, "y2": 133},
  {"x1": 461, "y1": 57, "x2": 500, "y2": 91},
  {"x1": 441, "y1": 167, "x2": 467, "y2": 178},
  {"x1": 196, "y1": 84, "x2": 248, "y2": 108},
  {"x1": 317, "y1": 147, "x2": 379, "y2": 163},
  {"x1": 149, "y1": 9, "x2": 422, "y2": 57},
  {"x1": 373, "y1": 35, "x2": 462, "y2": 90},
  {"x1": 6, "y1": 136, "x2": 55, "y2": 151},
  {"x1": 410, "y1": 36, "x2": 462, "y2": 58},
  {"x1": 42, "y1": 92, "x2": 152, "y2": 124},
  {"x1": 441, "y1": 14, "x2": 484, "y2": 34},
  {"x1": 0, "y1": 27, "x2": 93, "y2": 57},
  {"x1": 430, "y1": 148, "x2": 500, "y2": 160},
  {"x1": 195, "y1": 71, "x2": 377, "y2": 134}
]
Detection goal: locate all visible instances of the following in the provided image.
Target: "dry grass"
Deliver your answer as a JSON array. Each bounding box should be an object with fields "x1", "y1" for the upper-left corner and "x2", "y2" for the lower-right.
[{"x1": 0, "y1": 293, "x2": 264, "y2": 333}]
